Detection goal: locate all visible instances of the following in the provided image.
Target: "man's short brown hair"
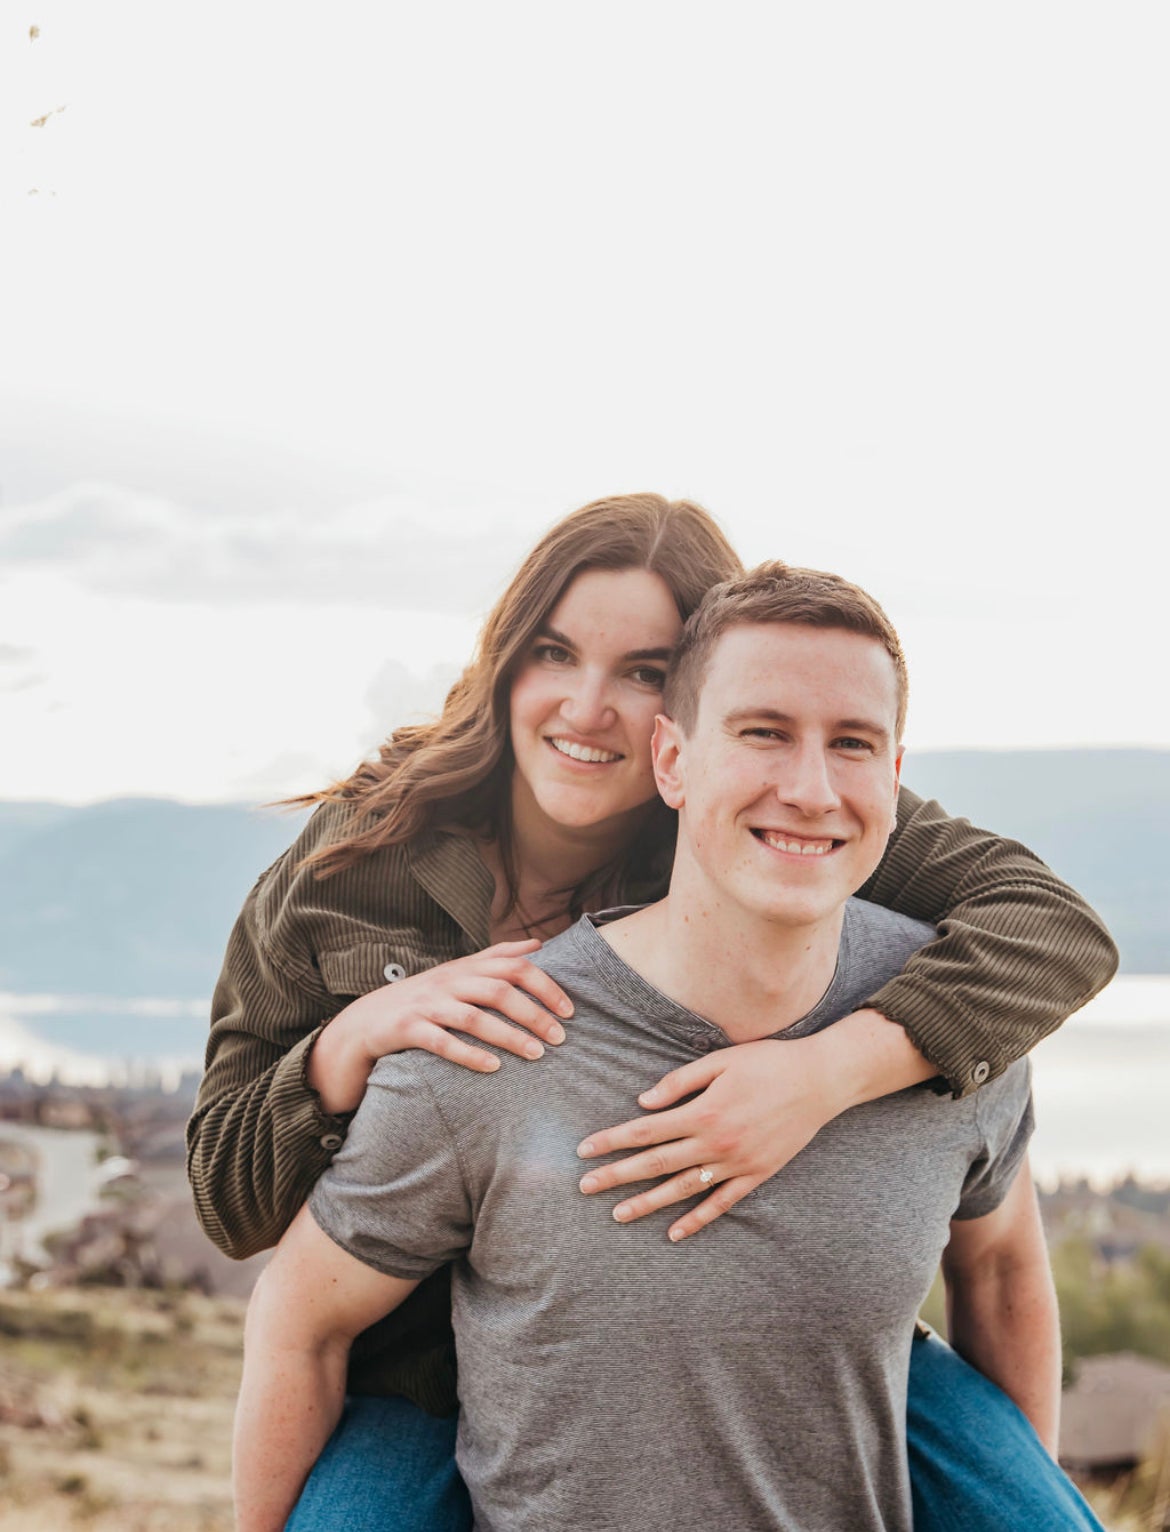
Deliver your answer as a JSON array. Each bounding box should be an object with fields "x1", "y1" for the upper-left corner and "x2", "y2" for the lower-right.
[{"x1": 663, "y1": 560, "x2": 909, "y2": 739}]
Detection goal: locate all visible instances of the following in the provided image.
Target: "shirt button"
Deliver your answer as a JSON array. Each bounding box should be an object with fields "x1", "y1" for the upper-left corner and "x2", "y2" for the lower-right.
[
  {"x1": 971, "y1": 1060, "x2": 991, "y2": 1086},
  {"x1": 319, "y1": 1132, "x2": 344, "y2": 1152},
  {"x1": 383, "y1": 962, "x2": 406, "y2": 982}
]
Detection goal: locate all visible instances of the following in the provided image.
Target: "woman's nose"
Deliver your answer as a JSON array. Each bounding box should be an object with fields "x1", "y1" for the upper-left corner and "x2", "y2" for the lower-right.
[{"x1": 561, "y1": 673, "x2": 616, "y2": 732}]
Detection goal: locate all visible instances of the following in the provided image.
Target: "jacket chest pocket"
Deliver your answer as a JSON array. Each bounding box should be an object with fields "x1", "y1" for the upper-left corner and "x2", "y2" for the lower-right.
[
  {"x1": 315, "y1": 938, "x2": 465, "y2": 1000},
  {"x1": 317, "y1": 943, "x2": 412, "y2": 1001}
]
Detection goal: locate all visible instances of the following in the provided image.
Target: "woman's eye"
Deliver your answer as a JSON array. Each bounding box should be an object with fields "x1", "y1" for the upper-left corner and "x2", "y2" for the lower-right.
[
  {"x1": 630, "y1": 666, "x2": 666, "y2": 688},
  {"x1": 534, "y1": 643, "x2": 572, "y2": 664}
]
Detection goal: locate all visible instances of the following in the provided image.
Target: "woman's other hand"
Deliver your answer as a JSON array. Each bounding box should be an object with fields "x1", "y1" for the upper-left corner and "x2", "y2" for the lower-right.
[
  {"x1": 308, "y1": 940, "x2": 573, "y2": 1114},
  {"x1": 577, "y1": 1009, "x2": 936, "y2": 1241}
]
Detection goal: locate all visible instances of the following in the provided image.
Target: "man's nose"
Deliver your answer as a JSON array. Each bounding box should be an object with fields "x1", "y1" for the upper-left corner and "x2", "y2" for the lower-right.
[{"x1": 777, "y1": 743, "x2": 841, "y2": 816}]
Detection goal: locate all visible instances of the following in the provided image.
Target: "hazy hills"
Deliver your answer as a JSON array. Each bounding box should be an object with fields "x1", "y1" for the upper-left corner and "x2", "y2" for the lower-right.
[{"x1": 0, "y1": 749, "x2": 1165, "y2": 998}]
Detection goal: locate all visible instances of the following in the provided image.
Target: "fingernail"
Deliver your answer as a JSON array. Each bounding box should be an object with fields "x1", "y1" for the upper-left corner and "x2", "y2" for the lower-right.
[
  {"x1": 524, "y1": 1041, "x2": 544, "y2": 1060},
  {"x1": 640, "y1": 1088, "x2": 659, "y2": 1105},
  {"x1": 613, "y1": 1204, "x2": 632, "y2": 1223},
  {"x1": 558, "y1": 998, "x2": 573, "y2": 1017},
  {"x1": 547, "y1": 1022, "x2": 565, "y2": 1045},
  {"x1": 577, "y1": 1140, "x2": 595, "y2": 1157},
  {"x1": 668, "y1": 1228, "x2": 684, "y2": 1243},
  {"x1": 579, "y1": 1175, "x2": 598, "y2": 1193}
]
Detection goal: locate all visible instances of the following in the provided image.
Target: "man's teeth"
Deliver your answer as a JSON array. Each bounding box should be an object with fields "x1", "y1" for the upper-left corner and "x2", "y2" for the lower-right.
[
  {"x1": 550, "y1": 738, "x2": 622, "y2": 764},
  {"x1": 759, "y1": 831, "x2": 835, "y2": 856}
]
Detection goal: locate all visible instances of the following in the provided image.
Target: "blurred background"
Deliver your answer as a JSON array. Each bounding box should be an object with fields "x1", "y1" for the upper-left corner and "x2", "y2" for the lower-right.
[{"x1": 2, "y1": 4, "x2": 1168, "y2": 1528}]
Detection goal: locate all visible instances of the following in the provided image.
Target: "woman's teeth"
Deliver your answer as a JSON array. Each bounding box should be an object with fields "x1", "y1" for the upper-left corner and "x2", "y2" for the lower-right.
[{"x1": 549, "y1": 737, "x2": 621, "y2": 764}]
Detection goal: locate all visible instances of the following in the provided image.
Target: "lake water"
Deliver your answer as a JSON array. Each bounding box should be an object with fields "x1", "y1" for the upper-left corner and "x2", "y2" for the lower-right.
[
  {"x1": 1, "y1": 975, "x2": 1168, "y2": 1185},
  {"x1": 0, "y1": 1120, "x2": 105, "y2": 1268}
]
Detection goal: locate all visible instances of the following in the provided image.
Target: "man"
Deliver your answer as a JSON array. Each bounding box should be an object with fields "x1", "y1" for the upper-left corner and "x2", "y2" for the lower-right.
[{"x1": 234, "y1": 562, "x2": 1059, "y2": 1531}]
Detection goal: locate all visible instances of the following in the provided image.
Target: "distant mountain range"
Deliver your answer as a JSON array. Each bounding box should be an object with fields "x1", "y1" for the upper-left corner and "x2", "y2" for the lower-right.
[{"x1": 0, "y1": 748, "x2": 1165, "y2": 998}]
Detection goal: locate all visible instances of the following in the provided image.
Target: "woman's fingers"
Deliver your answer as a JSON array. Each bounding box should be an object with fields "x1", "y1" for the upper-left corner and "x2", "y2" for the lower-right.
[
  {"x1": 594, "y1": 1163, "x2": 758, "y2": 1238},
  {"x1": 460, "y1": 953, "x2": 574, "y2": 1035},
  {"x1": 577, "y1": 1138, "x2": 700, "y2": 1195},
  {"x1": 405, "y1": 1020, "x2": 503, "y2": 1074},
  {"x1": 665, "y1": 1176, "x2": 757, "y2": 1242},
  {"x1": 575, "y1": 1102, "x2": 694, "y2": 1160},
  {"x1": 460, "y1": 971, "x2": 570, "y2": 1044},
  {"x1": 635, "y1": 1052, "x2": 723, "y2": 1109},
  {"x1": 605, "y1": 1163, "x2": 725, "y2": 1224}
]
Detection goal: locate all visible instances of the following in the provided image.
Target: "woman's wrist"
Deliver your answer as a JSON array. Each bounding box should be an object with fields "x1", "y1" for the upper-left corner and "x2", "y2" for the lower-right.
[
  {"x1": 305, "y1": 1007, "x2": 377, "y2": 1115},
  {"x1": 817, "y1": 1008, "x2": 938, "y2": 1112}
]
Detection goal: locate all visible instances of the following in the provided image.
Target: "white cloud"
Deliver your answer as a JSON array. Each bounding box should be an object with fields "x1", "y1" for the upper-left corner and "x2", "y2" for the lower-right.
[{"x1": 0, "y1": 481, "x2": 534, "y2": 613}]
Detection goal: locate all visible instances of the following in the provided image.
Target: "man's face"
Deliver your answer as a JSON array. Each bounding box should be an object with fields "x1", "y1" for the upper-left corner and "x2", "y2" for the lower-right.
[{"x1": 654, "y1": 622, "x2": 904, "y2": 930}]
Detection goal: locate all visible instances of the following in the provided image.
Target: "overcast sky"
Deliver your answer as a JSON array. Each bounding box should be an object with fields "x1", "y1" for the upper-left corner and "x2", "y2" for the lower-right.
[{"x1": 2, "y1": 3, "x2": 1167, "y2": 804}]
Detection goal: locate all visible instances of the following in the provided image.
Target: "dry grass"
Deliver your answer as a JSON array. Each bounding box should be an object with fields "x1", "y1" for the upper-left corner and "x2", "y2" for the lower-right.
[{"x1": 0, "y1": 1286, "x2": 242, "y2": 1531}]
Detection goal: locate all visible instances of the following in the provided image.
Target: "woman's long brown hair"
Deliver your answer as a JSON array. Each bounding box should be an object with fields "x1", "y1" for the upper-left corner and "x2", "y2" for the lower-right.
[{"x1": 292, "y1": 492, "x2": 743, "y2": 908}]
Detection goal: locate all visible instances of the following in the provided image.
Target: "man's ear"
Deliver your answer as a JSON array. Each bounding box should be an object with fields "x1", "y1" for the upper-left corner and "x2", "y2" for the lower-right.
[
  {"x1": 891, "y1": 746, "x2": 905, "y2": 833},
  {"x1": 652, "y1": 714, "x2": 686, "y2": 810}
]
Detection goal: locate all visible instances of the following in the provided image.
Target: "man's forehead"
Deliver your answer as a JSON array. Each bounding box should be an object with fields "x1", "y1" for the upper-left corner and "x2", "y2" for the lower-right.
[{"x1": 697, "y1": 621, "x2": 899, "y2": 717}]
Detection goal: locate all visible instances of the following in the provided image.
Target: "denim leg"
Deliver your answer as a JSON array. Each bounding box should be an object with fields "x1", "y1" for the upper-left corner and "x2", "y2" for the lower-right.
[
  {"x1": 908, "y1": 1329, "x2": 1104, "y2": 1531},
  {"x1": 284, "y1": 1395, "x2": 473, "y2": 1532}
]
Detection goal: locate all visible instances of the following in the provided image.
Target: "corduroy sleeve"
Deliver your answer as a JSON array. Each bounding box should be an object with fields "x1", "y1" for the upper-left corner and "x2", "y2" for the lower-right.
[
  {"x1": 185, "y1": 868, "x2": 355, "y2": 1260},
  {"x1": 856, "y1": 787, "x2": 1118, "y2": 1098}
]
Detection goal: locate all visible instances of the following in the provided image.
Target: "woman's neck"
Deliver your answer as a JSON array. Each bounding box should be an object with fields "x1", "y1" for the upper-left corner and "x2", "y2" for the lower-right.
[{"x1": 481, "y1": 775, "x2": 649, "y2": 943}]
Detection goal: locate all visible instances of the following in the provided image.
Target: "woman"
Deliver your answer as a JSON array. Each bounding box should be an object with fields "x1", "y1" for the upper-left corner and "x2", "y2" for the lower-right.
[{"x1": 190, "y1": 493, "x2": 1114, "y2": 1529}]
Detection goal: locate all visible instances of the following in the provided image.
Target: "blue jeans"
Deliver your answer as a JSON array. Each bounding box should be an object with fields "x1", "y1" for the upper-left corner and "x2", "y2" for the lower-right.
[
  {"x1": 908, "y1": 1328, "x2": 1104, "y2": 1530},
  {"x1": 284, "y1": 1395, "x2": 471, "y2": 1532},
  {"x1": 286, "y1": 1339, "x2": 1104, "y2": 1529}
]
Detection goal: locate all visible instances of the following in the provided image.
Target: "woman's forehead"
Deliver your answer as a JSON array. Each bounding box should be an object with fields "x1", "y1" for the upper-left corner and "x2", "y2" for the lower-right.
[{"x1": 546, "y1": 567, "x2": 683, "y2": 647}]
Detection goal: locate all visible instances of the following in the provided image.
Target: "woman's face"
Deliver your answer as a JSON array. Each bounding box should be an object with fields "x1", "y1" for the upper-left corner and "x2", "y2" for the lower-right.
[{"x1": 509, "y1": 567, "x2": 684, "y2": 841}]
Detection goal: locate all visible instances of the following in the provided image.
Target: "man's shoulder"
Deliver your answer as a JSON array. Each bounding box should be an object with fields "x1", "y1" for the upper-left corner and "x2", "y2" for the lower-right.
[
  {"x1": 843, "y1": 898, "x2": 937, "y2": 968},
  {"x1": 789, "y1": 901, "x2": 938, "y2": 1036}
]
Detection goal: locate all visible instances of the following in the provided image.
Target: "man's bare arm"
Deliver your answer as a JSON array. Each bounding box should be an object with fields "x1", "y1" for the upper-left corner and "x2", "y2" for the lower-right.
[
  {"x1": 233, "y1": 1204, "x2": 420, "y2": 1532},
  {"x1": 941, "y1": 1155, "x2": 1061, "y2": 1454}
]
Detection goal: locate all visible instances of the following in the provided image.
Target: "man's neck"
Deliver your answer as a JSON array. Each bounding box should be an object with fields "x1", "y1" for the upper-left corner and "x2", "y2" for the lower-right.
[{"x1": 599, "y1": 885, "x2": 846, "y2": 1044}]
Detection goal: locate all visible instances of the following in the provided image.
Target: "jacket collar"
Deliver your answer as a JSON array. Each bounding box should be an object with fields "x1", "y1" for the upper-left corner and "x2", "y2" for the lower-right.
[{"x1": 407, "y1": 828, "x2": 495, "y2": 950}]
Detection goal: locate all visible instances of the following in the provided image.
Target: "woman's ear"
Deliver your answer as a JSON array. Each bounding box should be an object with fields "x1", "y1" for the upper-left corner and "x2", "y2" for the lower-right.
[{"x1": 652, "y1": 714, "x2": 687, "y2": 809}]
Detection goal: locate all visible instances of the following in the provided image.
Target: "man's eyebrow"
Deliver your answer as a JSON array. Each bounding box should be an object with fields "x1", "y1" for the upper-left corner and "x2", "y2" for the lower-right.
[
  {"x1": 537, "y1": 625, "x2": 674, "y2": 663},
  {"x1": 723, "y1": 707, "x2": 892, "y2": 742}
]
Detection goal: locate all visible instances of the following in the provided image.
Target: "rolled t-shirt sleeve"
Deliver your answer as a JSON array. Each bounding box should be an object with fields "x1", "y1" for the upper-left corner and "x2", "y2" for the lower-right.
[
  {"x1": 308, "y1": 1053, "x2": 473, "y2": 1280},
  {"x1": 953, "y1": 1059, "x2": 1035, "y2": 1221}
]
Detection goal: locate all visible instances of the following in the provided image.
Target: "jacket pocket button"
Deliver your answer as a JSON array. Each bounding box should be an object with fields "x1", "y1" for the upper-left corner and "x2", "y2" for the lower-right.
[{"x1": 383, "y1": 962, "x2": 406, "y2": 982}]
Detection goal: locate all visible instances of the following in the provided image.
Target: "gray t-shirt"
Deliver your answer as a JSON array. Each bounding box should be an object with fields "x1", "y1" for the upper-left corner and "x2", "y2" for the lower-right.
[{"x1": 310, "y1": 900, "x2": 1033, "y2": 1532}]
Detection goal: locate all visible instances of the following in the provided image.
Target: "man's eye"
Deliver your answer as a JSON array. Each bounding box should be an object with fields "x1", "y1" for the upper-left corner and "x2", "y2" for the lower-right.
[
  {"x1": 835, "y1": 737, "x2": 873, "y2": 752},
  {"x1": 742, "y1": 728, "x2": 784, "y2": 741}
]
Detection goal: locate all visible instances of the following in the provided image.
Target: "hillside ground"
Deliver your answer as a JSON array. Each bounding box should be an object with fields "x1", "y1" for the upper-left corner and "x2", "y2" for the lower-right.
[{"x1": 0, "y1": 1286, "x2": 241, "y2": 1531}]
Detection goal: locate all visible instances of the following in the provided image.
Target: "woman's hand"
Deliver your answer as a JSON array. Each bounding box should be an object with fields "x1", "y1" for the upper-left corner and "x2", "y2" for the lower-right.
[
  {"x1": 308, "y1": 939, "x2": 573, "y2": 1114},
  {"x1": 577, "y1": 1010, "x2": 937, "y2": 1241}
]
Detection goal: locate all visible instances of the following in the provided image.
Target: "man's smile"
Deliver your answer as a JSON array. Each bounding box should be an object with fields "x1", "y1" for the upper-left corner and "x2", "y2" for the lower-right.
[{"x1": 750, "y1": 828, "x2": 844, "y2": 858}]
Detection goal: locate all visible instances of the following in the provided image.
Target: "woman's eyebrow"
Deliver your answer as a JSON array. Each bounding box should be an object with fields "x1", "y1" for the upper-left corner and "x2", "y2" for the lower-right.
[
  {"x1": 537, "y1": 626, "x2": 673, "y2": 664},
  {"x1": 536, "y1": 624, "x2": 576, "y2": 649}
]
